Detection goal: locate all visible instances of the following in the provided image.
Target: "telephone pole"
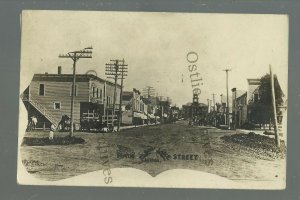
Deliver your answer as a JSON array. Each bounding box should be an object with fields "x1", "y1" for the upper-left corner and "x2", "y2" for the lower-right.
[
  {"x1": 142, "y1": 86, "x2": 156, "y2": 98},
  {"x1": 223, "y1": 69, "x2": 231, "y2": 128},
  {"x1": 270, "y1": 65, "x2": 280, "y2": 147},
  {"x1": 118, "y1": 59, "x2": 128, "y2": 131},
  {"x1": 59, "y1": 46, "x2": 93, "y2": 137},
  {"x1": 220, "y1": 94, "x2": 223, "y2": 104},
  {"x1": 207, "y1": 99, "x2": 210, "y2": 113},
  {"x1": 105, "y1": 59, "x2": 128, "y2": 131},
  {"x1": 212, "y1": 93, "x2": 216, "y2": 111}
]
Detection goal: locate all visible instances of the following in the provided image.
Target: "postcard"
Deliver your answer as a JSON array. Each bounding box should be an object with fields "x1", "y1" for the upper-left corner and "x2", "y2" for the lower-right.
[{"x1": 18, "y1": 10, "x2": 288, "y2": 189}]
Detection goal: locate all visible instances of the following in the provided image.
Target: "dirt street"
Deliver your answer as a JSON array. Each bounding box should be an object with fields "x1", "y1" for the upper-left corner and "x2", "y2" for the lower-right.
[{"x1": 21, "y1": 121, "x2": 285, "y2": 181}]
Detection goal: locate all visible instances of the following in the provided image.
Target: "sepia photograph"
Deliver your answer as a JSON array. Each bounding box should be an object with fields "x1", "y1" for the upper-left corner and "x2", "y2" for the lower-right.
[{"x1": 18, "y1": 10, "x2": 288, "y2": 189}]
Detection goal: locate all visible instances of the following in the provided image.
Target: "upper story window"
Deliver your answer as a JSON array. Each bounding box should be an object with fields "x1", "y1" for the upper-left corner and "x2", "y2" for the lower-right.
[
  {"x1": 140, "y1": 104, "x2": 143, "y2": 112},
  {"x1": 70, "y1": 84, "x2": 78, "y2": 96},
  {"x1": 100, "y1": 89, "x2": 102, "y2": 99},
  {"x1": 254, "y1": 93, "x2": 259, "y2": 102},
  {"x1": 92, "y1": 87, "x2": 96, "y2": 98},
  {"x1": 96, "y1": 88, "x2": 99, "y2": 98},
  {"x1": 106, "y1": 96, "x2": 111, "y2": 105},
  {"x1": 54, "y1": 102, "x2": 61, "y2": 110},
  {"x1": 39, "y1": 84, "x2": 45, "y2": 96}
]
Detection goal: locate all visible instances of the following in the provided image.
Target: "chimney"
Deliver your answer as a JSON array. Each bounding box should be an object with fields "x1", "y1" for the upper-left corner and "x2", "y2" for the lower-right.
[
  {"x1": 58, "y1": 66, "x2": 62, "y2": 75},
  {"x1": 231, "y1": 88, "x2": 237, "y2": 113}
]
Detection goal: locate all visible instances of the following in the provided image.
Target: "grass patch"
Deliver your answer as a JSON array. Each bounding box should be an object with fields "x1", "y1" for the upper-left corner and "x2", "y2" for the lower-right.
[{"x1": 22, "y1": 136, "x2": 85, "y2": 146}]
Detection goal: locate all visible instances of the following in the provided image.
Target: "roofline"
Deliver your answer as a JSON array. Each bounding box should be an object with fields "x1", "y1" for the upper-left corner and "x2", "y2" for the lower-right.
[
  {"x1": 236, "y1": 92, "x2": 247, "y2": 100},
  {"x1": 247, "y1": 78, "x2": 260, "y2": 85},
  {"x1": 32, "y1": 73, "x2": 121, "y2": 88}
]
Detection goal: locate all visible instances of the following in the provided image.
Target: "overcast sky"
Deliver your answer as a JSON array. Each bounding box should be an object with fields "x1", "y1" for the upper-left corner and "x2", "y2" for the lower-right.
[{"x1": 20, "y1": 11, "x2": 288, "y2": 106}]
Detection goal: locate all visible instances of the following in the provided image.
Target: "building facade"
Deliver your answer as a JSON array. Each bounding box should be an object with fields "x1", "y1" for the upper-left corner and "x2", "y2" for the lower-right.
[
  {"x1": 121, "y1": 88, "x2": 148, "y2": 125},
  {"x1": 182, "y1": 94, "x2": 208, "y2": 124},
  {"x1": 21, "y1": 67, "x2": 121, "y2": 129},
  {"x1": 231, "y1": 79, "x2": 260, "y2": 128}
]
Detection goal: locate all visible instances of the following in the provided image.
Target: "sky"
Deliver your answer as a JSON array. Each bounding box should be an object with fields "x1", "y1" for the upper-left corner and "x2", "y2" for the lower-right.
[{"x1": 20, "y1": 11, "x2": 288, "y2": 107}]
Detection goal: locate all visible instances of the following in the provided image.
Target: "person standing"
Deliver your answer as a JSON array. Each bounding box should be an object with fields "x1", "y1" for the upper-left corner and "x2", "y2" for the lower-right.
[
  {"x1": 49, "y1": 123, "x2": 56, "y2": 140},
  {"x1": 31, "y1": 116, "x2": 37, "y2": 130}
]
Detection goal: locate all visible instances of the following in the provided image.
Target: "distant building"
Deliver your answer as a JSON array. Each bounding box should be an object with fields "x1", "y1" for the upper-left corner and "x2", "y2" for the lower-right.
[
  {"x1": 121, "y1": 88, "x2": 148, "y2": 125},
  {"x1": 182, "y1": 94, "x2": 208, "y2": 123},
  {"x1": 231, "y1": 79, "x2": 260, "y2": 128},
  {"x1": 21, "y1": 67, "x2": 121, "y2": 129},
  {"x1": 142, "y1": 96, "x2": 160, "y2": 123},
  {"x1": 158, "y1": 100, "x2": 171, "y2": 122}
]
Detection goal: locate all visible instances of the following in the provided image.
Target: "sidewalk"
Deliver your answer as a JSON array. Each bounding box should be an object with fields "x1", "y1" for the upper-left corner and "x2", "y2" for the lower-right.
[
  {"x1": 237, "y1": 129, "x2": 275, "y2": 139},
  {"x1": 119, "y1": 123, "x2": 160, "y2": 131}
]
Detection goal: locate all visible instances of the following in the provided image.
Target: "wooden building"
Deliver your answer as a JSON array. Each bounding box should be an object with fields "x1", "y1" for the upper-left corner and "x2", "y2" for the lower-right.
[
  {"x1": 21, "y1": 67, "x2": 121, "y2": 129},
  {"x1": 121, "y1": 88, "x2": 148, "y2": 125}
]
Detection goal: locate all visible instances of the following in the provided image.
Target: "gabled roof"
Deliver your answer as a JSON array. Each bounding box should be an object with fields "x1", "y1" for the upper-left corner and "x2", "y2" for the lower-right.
[
  {"x1": 236, "y1": 92, "x2": 247, "y2": 100},
  {"x1": 236, "y1": 90, "x2": 247, "y2": 99}
]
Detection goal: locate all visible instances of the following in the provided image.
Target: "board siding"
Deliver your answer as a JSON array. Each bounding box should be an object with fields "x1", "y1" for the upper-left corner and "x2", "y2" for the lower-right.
[{"x1": 29, "y1": 81, "x2": 90, "y2": 124}]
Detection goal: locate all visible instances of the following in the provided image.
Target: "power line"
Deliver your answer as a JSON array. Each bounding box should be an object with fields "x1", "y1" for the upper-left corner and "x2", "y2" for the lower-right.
[{"x1": 223, "y1": 68, "x2": 231, "y2": 128}]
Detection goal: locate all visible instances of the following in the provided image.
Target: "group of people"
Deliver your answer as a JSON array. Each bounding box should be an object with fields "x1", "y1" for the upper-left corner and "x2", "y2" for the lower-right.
[
  {"x1": 188, "y1": 116, "x2": 206, "y2": 126},
  {"x1": 27, "y1": 115, "x2": 57, "y2": 140},
  {"x1": 26, "y1": 116, "x2": 38, "y2": 131}
]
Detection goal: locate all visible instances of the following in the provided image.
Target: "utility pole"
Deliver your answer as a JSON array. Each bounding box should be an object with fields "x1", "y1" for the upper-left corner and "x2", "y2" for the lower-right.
[
  {"x1": 118, "y1": 59, "x2": 128, "y2": 131},
  {"x1": 270, "y1": 65, "x2": 280, "y2": 147},
  {"x1": 143, "y1": 86, "x2": 155, "y2": 98},
  {"x1": 223, "y1": 69, "x2": 231, "y2": 128},
  {"x1": 105, "y1": 59, "x2": 128, "y2": 131},
  {"x1": 59, "y1": 46, "x2": 93, "y2": 137},
  {"x1": 142, "y1": 86, "x2": 155, "y2": 124},
  {"x1": 220, "y1": 94, "x2": 223, "y2": 104},
  {"x1": 207, "y1": 99, "x2": 210, "y2": 113},
  {"x1": 212, "y1": 93, "x2": 216, "y2": 111}
]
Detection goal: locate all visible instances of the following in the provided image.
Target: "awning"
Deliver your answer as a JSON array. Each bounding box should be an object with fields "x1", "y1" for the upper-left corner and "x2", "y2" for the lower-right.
[
  {"x1": 141, "y1": 113, "x2": 148, "y2": 120},
  {"x1": 134, "y1": 112, "x2": 143, "y2": 118},
  {"x1": 133, "y1": 112, "x2": 147, "y2": 119},
  {"x1": 148, "y1": 114, "x2": 155, "y2": 119}
]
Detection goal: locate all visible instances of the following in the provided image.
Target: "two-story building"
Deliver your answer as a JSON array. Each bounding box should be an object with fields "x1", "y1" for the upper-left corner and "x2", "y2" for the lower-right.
[
  {"x1": 182, "y1": 94, "x2": 208, "y2": 124},
  {"x1": 231, "y1": 79, "x2": 260, "y2": 128},
  {"x1": 21, "y1": 67, "x2": 121, "y2": 129},
  {"x1": 121, "y1": 88, "x2": 148, "y2": 125}
]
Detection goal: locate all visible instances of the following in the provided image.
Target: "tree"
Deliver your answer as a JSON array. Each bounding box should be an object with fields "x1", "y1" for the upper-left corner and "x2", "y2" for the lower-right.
[
  {"x1": 248, "y1": 73, "x2": 284, "y2": 125},
  {"x1": 258, "y1": 74, "x2": 284, "y2": 107}
]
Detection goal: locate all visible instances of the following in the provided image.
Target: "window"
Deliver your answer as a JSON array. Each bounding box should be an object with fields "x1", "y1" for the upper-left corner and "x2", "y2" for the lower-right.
[
  {"x1": 107, "y1": 96, "x2": 111, "y2": 106},
  {"x1": 100, "y1": 89, "x2": 102, "y2": 99},
  {"x1": 70, "y1": 85, "x2": 78, "y2": 96},
  {"x1": 39, "y1": 84, "x2": 45, "y2": 96},
  {"x1": 92, "y1": 87, "x2": 96, "y2": 98},
  {"x1": 254, "y1": 94, "x2": 259, "y2": 102},
  {"x1": 96, "y1": 88, "x2": 99, "y2": 98},
  {"x1": 103, "y1": 85, "x2": 106, "y2": 97},
  {"x1": 54, "y1": 102, "x2": 61, "y2": 110}
]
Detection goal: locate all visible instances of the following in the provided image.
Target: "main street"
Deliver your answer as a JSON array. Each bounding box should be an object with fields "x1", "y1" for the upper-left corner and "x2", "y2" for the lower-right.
[{"x1": 21, "y1": 121, "x2": 285, "y2": 181}]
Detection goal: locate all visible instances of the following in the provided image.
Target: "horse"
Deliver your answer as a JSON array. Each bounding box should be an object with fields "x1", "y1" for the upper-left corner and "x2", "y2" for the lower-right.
[
  {"x1": 58, "y1": 115, "x2": 71, "y2": 131},
  {"x1": 26, "y1": 116, "x2": 37, "y2": 131}
]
